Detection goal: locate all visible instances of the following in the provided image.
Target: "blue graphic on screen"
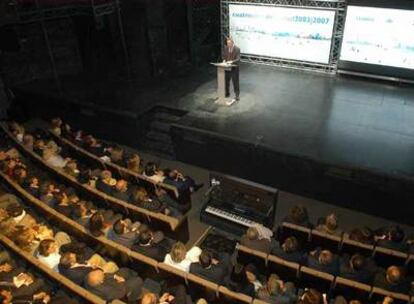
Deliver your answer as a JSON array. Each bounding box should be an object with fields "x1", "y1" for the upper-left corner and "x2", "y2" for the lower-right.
[
  {"x1": 340, "y1": 6, "x2": 414, "y2": 69},
  {"x1": 229, "y1": 5, "x2": 336, "y2": 64}
]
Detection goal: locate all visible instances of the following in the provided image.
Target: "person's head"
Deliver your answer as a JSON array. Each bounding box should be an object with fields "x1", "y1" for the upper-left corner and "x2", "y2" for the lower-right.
[
  {"x1": 6, "y1": 203, "x2": 23, "y2": 218},
  {"x1": 386, "y1": 266, "x2": 403, "y2": 285},
  {"x1": 388, "y1": 226, "x2": 405, "y2": 243},
  {"x1": 199, "y1": 251, "x2": 212, "y2": 269},
  {"x1": 349, "y1": 227, "x2": 374, "y2": 244},
  {"x1": 72, "y1": 203, "x2": 88, "y2": 218},
  {"x1": 144, "y1": 162, "x2": 158, "y2": 177},
  {"x1": 282, "y1": 236, "x2": 299, "y2": 253},
  {"x1": 350, "y1": 254, "x2": 365, "y2": 271},
  {"x1": 115, "y1": 179, "x2": 128, "y2": 192},
  {"x1": 23, "y1": 134, "x2": 34, "y2": 148},
  {"x1": 133, "y1": 187, "x2": 148, "y2": 202},
  {"x1": 89, "y1": 212, "x2": 105, "y2": 237},
  {"x1": 246, "y1": 227, "x2": 259, "y2": 241},
  {"x1": 289, "y1": 205, "x2": 309, "y2": 225},
  {"x1": 38, "y1": 239, "x2": 58, "y2": 257},
  {"x1": 127, "y1": 154, "x2": 140, "y2": 169},
  {"x1": 244, "y1": 264, "x2": 258, "y2": 283},
  {"x1": 318, "y1": 250, "x2": 333, "y2": 266},
  {"x1": 333, "y1": 296, "x2": 348, "y2": 304},
  {"x1": 137, "y1": 223, "x2": 149, "y2": 235},
  {"x1": 51, "y1": 118, "x2": 62, "y2": 128},
  {"x1": 325, "y1": 213, "x2": 338, "y2": 231},
  {"x1": 113, "y1": 219, "x2": 126, "y2": 235},
  {"x1": 13, "y1": 167, "x2": 27, "y2": 180},
  {"x1": 196, "y1": 299, "x2": 208, "y2": 304},
  {"x1": 100, "y1": 170, "x2": 112, "y2": 181},
  {"x1": 299, "y1": 289, "x2": 323, "y2": 304},
  {"x1": 28, "y1": 176, "x2": 39, "y2": 187},
  {"x1": 86, "y1": 269, "x2": 105, "y2": 287},
  {"x1": 349, "y1": 300, "x2": 362, "y2": 304},
  {"x1": 110, "y1": 146, "x2": 124, "y2": 161},
  {"x1": 0, "y1": 262, "x2": 13, "y2": 273},
  {"x1": 13, "y1": 227, "x2": 36, "y2": 250},
  {"x1": 170, "y1": 242, "x2": 187, "y2": 263},
  {"x1": 0, "y1": 289, "x2": 12, "y2": 304},
  {"x1": 140, "y1": 293, "x2": 157, "y2": 304},
  {"x1": 267, "y1": 273, "x2": 281, "y2": 296},
  {"x1": 65, "y1": 160, "x2": 78, "y2": 170},
  {"x1": 59, "y1": 252, "x2": 77, "y2": 269},
  {"x1": 138, "y1": 230, "x2": 152, "y2": 246},
  {"x1": 226, "y1": 37, "x2": 234, "y2": 48}
]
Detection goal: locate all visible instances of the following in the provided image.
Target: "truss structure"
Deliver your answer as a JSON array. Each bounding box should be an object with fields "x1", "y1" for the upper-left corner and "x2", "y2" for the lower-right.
[{"x1": 221, "y1": 0, "x2": 346, "y2": 73}]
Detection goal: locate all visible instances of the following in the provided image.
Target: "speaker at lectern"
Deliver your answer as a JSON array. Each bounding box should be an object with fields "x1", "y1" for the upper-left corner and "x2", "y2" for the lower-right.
[{"x1": 211, "y1": 62, "x2": 236, "y2": 106}]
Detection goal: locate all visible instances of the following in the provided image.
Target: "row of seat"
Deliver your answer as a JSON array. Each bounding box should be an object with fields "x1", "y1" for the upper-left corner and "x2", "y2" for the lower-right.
[
  {"x1": 236, "y1": 244, "x2": 413, "y2": 304},
  {"x1": 0, "y1": 122, "x2": 190, "y2": 242},
  {"x1": 278, "y1": 222, "x2": 413, "y2": 272},
  {"x1": 0, "y1": 165, "x2": 263, "y2": 304}
]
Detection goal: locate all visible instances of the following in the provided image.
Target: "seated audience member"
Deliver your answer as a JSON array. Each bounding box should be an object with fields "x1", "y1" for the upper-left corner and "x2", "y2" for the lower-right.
[
  {"x1": 132, "y1": 230, "x2": 168, "y2": 262},
  {"x1": 39, "y1": 181, "x2": 58, "y2": 207},
  {"x1": 9, "y1": 227, "x2": 39, "y2": 255},
  {"x1": 373, "y1": 266, "x2": 410, "y2": 294},
  {"x1": 5, "y1": 203, "x2": 36, "y2": 228},
  {"x1": 339, "y1": 253, "x2": 374, "y2": 284},
  {"x1": 144, "y1": 162, "x2": 165, "y2": 183},
  {"x1": 298, "y1": 289, "x2": 323, "y2": 304},
  {"x1": 108, "y1": 146, "x2": 125, "y2": 166},
  {"x1": 42, "y1": 148, "x2": 69, "y2": 169},
  {"x1": 112, "y1": 179, "x2": 131, "y2": 202},
  {"x1": 13, "y1": 167, "x2": 28, "y2": 185},
  {"x1": 22, "y1": 134, "x2": 34, "y2": 152},
  {"x1": 108, "y1": 219, "x2": 139, "y2": 248},
  {"x1": 33, "y1": 139, "x2": 46, "y2": 156},
  {"x1": 140, "y1": 285, "x2": 189, "y2": 304},
  {"x1": 9, "y1": 122, "x2": 25, "y2": 142},
  {"x1": 244, "y1": 264, "x2": 263, "y2": 295},
  {"x1": 163, "y1": 169, "x2": 203, "y2": 194},
  {"x1": 88, "y1": 212, "x2": 111, "y2": 237},
  {"x1": 258, "y1": 274, "x2": 297, "y2": 304},
  {"x1": 0, "y1": 193, "x2": 21, "y2": 210},
  {"x1": 36, "y1": 239, "x2": 62, "y2": 272},
  {"x1": 375, "y1": 226, "x2": 407, "y2": 251},
  {"x1": 95, "y1": 170, "x2": 116, "y2": 195},
  {"x1": 189, "y1": 250, "x2": 231, "y2": 284},
  {"x1": 164, "y1": 242, "x2": 201, "y2": 272},
  {"x1": 54, "y1": 192, "x2": 74, "y2": 218},
  {"x1": 84, "y1": 268, "x2": 143, "y2": 302},
  {"x1": 58, "y1": 252, "x2": 94, "y2": 285},
  {"x1": 316, "y1": 213, "x2": 342, "y2": 236},
  {"x1": 348, "y1": 227, "x2": 375, "y2": 245},
  {"x1": 0, "y1": 272, "x2": 46, "y2": 301},
  {"x1": 240, "y1": 227, "x2": 272, "y2": 253},
  {"x1": 283, "y1": 205, "x2": 313, "y2": 228},
  {"x1": 306, "y1": 248, "x2": 339, "y2": 275},
  {"x1": 24, "y1": 176, "x2": 40, "y2": 197},
  {"x1": 71, "y1": 202, "x2": 92, "y2": 226},
  {"x1": 272, "y1": 236, "x2": 305, "y2": 263},
  {"x1": 0, "y1": 259, "x2": 25, "y2": 281},
  {"x1": 50, "y1": 117, "x2": 63, "y2": 136},
  {"x1": 229, "y1": 263, "x2": 255, "y2": 297},
  {"x1": 126, "y1": 153, "x2": 141, "y2": 173},
  {"x1": 64, "y1": 160, "x2": 80, "y2": 178},
  {"x1": 155, "y1": 187, "x2": 188, "y2": 215},
  {"x1": 130, "y1": 187, "x2": 167, "y2": 213}
]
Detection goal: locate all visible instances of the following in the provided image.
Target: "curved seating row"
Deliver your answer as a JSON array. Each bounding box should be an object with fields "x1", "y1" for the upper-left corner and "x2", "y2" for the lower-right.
[
  {"x1": 236, "y1": 244, "x2": 413, "y2": 304},
  {"x1": 0, "y1": 170, "x2": 259, "y2": 304},
  {"x1": 0, "y1": 123, "x2": 189, "y2": 242},
  {"x1": 278, "y1": 222, "x2": 413, "y2": 272}
]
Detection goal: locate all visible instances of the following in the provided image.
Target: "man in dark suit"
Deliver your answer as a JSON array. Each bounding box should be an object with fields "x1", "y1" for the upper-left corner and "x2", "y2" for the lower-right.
[
  {"x1": 306, "y1": 248, "x2": 339, "y2": 275},
  {"x1": 373, "y1": 265, "x2": 411, "y2": 294},
  {"x1": 84, "y1": 268, "x2": 143, "y2": 302},
  {"x1": 222, "y1": 37, "x2": 241, "y2": 105},
  {"x1": 58, "y1": 252, "x2": 94, "y2": 285},
  {"x1": 339, "y1": 253, "x2": 375, "y2": 284},
  {"x1": 189, "y1": 250, "x2": 231, "y2": 285},
  {"x1": 240, "y1": 227, "x2": 272, "y2": 253},
  {"x1": 107, "y1": 219, "x2": 139, "y2": 248},
  {"x1": 131, "y1": 230, "x2": 169, "y2": 262},
  {"x1": 272, "y1": 236, "x2": 305, "y2": 264}
]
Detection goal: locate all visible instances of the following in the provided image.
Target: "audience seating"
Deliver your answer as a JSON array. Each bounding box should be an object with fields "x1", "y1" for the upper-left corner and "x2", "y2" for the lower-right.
[
  {"x1": 333, "y1": 277, "x2": 372, "y2": 303},
  {"x1": 371, "y1": 287, "x2": 411, "y2": 304},
  {"x1": 310, "y1": 228, "x2": 342, "y2": 253},
  {"x1": 299, "y1": 265, "x2": 335, "y2": 292},
  {"x1": 278, "y1": 222, "x2": 311, "y2": 250},
  {"x1": 0, "y1": 122, "x2": 190, "y2": 242},
  {"x1": 341, "y1": 235, "x2": 375, "y2": 257},
  {"x1": 373, "y1": 246, "x2": 409, "y2": 268}
]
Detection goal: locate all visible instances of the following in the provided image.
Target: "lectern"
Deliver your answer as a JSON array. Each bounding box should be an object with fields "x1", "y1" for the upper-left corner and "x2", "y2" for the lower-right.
[{"x1": 211, "y1": 62, "x2": 236, "y2": 105}]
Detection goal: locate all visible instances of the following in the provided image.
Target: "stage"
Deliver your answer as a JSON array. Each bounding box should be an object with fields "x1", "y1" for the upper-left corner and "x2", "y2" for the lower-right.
[{"x1": 11, "y1": 62, "x2": 414, "y2": 223}]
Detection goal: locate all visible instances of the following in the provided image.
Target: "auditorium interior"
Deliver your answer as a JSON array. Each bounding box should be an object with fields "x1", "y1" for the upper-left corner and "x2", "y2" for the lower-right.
[{"x1": 1, "y1": 0, "x2": 414, "y2": 304}]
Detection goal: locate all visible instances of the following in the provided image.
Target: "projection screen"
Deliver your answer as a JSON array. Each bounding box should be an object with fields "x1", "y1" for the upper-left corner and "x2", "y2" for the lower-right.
[
  {"x1": 228, "y1": 4, "x2": 336, "y2": 64},
  {"x1": 340, "y1": 6, "x2": 414, "y2": 70}
]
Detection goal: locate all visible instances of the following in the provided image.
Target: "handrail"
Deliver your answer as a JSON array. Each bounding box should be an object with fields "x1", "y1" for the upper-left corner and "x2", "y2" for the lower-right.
[
  {"x1": 0, "y1": 234, "x2": 106, "y2": 304},
  {"x1": 0, "y1": 123, "x2": 186, "y2": 231}
]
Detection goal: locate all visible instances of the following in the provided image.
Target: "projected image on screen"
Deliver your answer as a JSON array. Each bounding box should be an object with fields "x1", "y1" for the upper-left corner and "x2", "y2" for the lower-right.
[
  {"x1": 341, "y1": 6, "x2": 414, "y2": 69},
  {"x1": 229, "y1": 4, "x2": 336, "y2": 64}
]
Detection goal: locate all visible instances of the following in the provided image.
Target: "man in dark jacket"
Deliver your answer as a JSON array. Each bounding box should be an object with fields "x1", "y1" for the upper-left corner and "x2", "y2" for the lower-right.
[
  {"x1": 58, "y1": 252, "x2": 94, "y2": 285},
  {"x1": 189, "y1": 251, "x2": 231, "y2": 285},
  {"x1": 222, "y1": 37, "x2": 241, "y2": 105}
]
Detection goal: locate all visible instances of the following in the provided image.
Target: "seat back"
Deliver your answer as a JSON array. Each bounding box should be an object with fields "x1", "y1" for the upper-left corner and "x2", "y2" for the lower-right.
[
  {"x1": 187, "y1": 272, "x2": 219, "y2": 302},
  {"x1": 341, "y1": 236, "x2": 374, "y2": 257},
  {"x1": 236, "y1": 244, "x2": 268, "y2": 274},
  {"x1": 278, "y1": 222, "x2": 311, "y2": 251},
  {"x1": 218, "y1": 285, "x2": 253, "y2": 304},
  {"x1": 333, "y1": 276, "x2": 372, "y2": 302},
  {"x1": 299, "y1": 266, "x2": 334, "y2": 292},
  {"x1": 370, "y1": 287, "x2": 410, "y2": 304},
  {"x1": 373, "y1": 246, "x2": 408, "y2": 269},
  {"x1": 310, "y1": 229, "x2": 342, "y2": 252},
  {"x1": 267, "y1": 254, "x2": 299, "y2": 282}
]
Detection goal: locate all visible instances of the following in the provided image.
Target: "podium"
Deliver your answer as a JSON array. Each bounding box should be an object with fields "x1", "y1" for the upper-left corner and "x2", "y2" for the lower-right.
[{"x1": 211, "y1": 62, "x2": 236, "y2": 106}]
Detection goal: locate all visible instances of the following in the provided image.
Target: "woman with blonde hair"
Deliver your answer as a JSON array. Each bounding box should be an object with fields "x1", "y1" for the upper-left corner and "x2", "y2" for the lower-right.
[{"x1": 164, "y1": 241, "x2": 201, "y2": 272}]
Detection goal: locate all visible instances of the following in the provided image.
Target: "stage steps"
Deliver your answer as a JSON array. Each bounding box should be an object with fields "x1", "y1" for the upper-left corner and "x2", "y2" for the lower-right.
[{"x1": 139, "y1": 106, "x2": 188, "y2": 158}]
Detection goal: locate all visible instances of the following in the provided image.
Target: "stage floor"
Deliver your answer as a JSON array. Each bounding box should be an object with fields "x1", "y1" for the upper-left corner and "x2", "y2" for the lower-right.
[{"x1": 14, "y1": 63, "x2": 414, "y2": 177}]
